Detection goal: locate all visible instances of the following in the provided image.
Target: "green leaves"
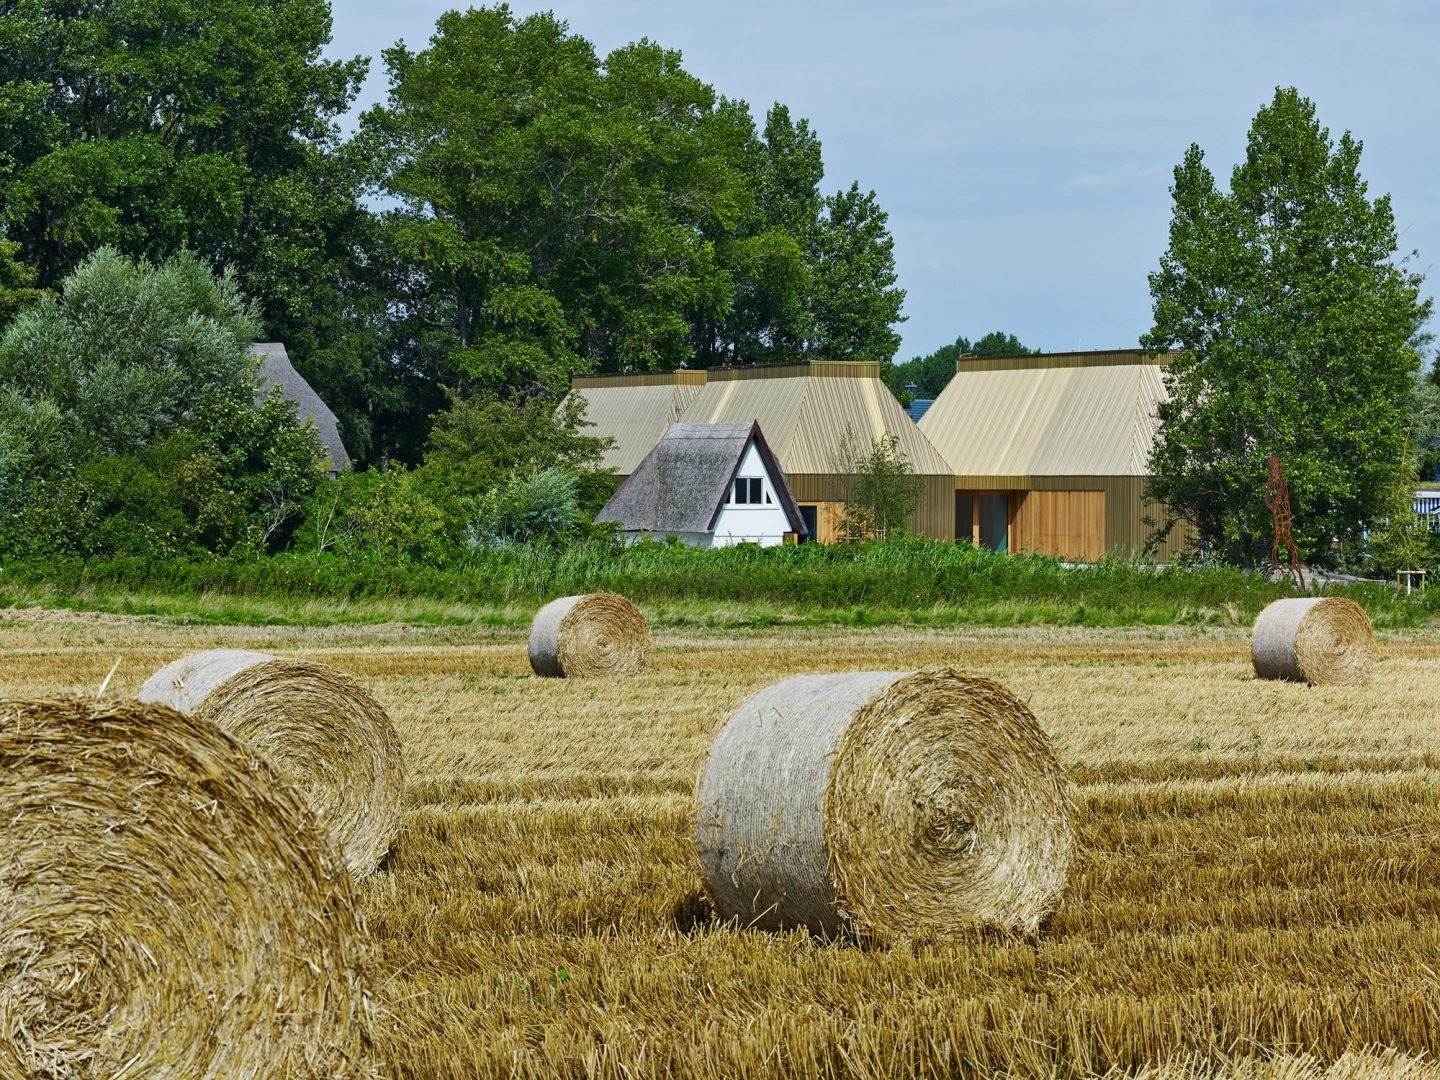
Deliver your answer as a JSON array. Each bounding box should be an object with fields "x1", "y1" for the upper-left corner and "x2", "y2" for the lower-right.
[
  {"x1": 0, "y1": 249, "x2": 325, "y2": 558},
  {"x1": 1145, "y1": 88, "x2": 1431, "y2": 565},
  {"x1": 360, "y1": 7, "x2": 906, "y2": 399}
]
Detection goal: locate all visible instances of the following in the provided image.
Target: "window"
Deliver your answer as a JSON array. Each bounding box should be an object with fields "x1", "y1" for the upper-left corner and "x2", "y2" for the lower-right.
[{"x1": 733, "y1": 477, "x2": 763, "y2": 504}]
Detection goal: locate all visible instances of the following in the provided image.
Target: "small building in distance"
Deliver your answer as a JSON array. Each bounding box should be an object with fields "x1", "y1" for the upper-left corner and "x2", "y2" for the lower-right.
[
  {"x1": 569, "y1": 362, "x2": 956, "y2": 541},
  {"x1": 596, "y1": 421, "x2": 807, "y2": 547},
  {"x1": 918, "y1": 349, "x2": 1192, "y2": 560},
  {"x1": 250, "y1": 343, "x2": 351, "y2": 476}
]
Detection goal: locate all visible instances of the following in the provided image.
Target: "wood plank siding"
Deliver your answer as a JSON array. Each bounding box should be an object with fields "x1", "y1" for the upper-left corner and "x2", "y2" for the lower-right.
[
  {"x1": 789, "y1": 474, "x2": 956, "y2": 542},
  {"x1": 1014, "y1": 490, "x2": 1106, "y2": 561}
]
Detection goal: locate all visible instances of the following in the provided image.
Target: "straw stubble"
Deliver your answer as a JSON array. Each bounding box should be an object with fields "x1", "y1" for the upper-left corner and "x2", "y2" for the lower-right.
[
  {"x1": 696, "y1": 667, "x2": 1073, "y2": 942},
  {"x1": 140, "y1": 649, "x2": 405, "y2": 877},
  {"x1": 0, "y1": 698, "x2": 376, "y2": 1078}
]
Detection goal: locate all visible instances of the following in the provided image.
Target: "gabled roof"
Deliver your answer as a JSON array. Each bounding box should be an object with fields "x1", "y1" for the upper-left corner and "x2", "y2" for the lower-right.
[
  {"x1": 918, "y1": 350, "x2": 1171, "y2": 480},
  {"x1": 597, "y1": 421, "x2": 806, "y2": 536},
  {"x1": 567, "y1": 362, "x2": 952, "y2": 478},
  {"x1": 568, "y1": 372, "x2": 705, "y2": 473},
  {"x1": 250, "y1": 343, "x2": 351, "y2": 473}
]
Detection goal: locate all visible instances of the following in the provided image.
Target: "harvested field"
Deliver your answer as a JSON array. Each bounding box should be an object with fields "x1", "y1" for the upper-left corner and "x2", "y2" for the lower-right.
[{"x1": 3, "y1": 611, "x2": 1440, "y2": 1077}]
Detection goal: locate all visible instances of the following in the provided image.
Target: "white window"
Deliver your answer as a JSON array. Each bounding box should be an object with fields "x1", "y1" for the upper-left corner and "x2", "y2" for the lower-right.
[{"x1": 733, "y1": 477, "x2": 763, "y2": 504}]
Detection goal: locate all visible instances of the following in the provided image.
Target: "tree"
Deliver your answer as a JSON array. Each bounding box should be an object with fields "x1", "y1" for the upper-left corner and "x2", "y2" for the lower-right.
[
  {"x1": 416, "y1": 391, "x2": 615, "y2": 536},
  {"x1": 360, "y1": 8, "x2": 742, "y2": 395},
  {"x1": 0, "y1": 248, "x2": 259, "y2": 455},
  {"x1": 0, "y1": 237, "x2": 43, "y2": 326},
  {"x1": 359, "y1": 6, "x2": 909, "y2": 401},
  {"x1": 0, "y1": 0, "x2": 379, "y2": 456},
  {"x1": 1142, "y1": 88, "x2": 1431, "y2": 565},
  {"x1": 885, "y1": 331, "x2": 1037, "y2": 401},
  {"x1": 1368, "y1": 441, "x2": 1438, "y2": 575},
  {"x1": 830, "y1": 429, "x2": 925, "y2": 540},
  {"x1": 0, "y1": 249, "x2": 325, "y2": 557}
]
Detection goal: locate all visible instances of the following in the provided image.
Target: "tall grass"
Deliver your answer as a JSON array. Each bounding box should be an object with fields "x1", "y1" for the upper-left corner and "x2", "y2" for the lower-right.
[{"x1": 2, "y1": 538, "x2": 1433, "y2": 627}]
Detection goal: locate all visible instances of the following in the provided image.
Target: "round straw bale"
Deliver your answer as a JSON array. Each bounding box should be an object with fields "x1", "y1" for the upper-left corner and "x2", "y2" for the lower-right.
[
  {"x1": 528, "y1": 593, "x2": 650, "y2": 678},
  {"x1": 1251, "y1": 596, "x2": 1375, "y2": 685},
  {"x1": 0, "y1": 698, "x2": 375, "y2": 1077},
  {"x1": 139, "y1": 649, "x2": 404, "y2": 877},
  {"x1": 696, "y1": 668, "x2": 1073, "y2": 942}
]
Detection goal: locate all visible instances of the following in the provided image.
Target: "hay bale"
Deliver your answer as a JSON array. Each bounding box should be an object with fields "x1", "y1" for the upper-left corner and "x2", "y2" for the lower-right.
[
  {"x1": 696, "y1": 667, "x2": 1073, "y2": 942},
  {"x1": 1251, "y1": 597, "x2": 1375, "y2": 685},
  {"x1": 0, "y1": 698, "x2": 376, "y2": 1077},
  {"x1": 528, "y1": 593, "x2": 650, "y2": 678},
  {"x1": 139, "y1": 649, "x2": 404, "y2": 877}
]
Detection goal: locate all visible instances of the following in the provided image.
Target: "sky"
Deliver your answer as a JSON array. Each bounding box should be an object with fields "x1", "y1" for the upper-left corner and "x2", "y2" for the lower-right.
[{"x1": 327, "y1": 0, "x2": 1440, "y2": 363}]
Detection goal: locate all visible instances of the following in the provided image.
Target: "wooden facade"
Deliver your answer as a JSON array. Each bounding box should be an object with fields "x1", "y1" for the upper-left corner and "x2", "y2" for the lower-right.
[
  {"x1": 788, "y1": 474, "x2": 956, "y2": 543},
  {"x1": 951, "y1": 474, "x2": 1193, "y2": 560}
]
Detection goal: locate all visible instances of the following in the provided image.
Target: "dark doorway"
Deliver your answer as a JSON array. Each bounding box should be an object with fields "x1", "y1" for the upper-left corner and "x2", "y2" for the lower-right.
[
  {"x1": 955, "y1": 493, "x2": 973, "y2": 544},
  {"x1": 798, "y1": 504, "x2": 818, "y2": 543},
  {"x1": 979, "y1": 493, "x2": 1009, "y2": 552}
]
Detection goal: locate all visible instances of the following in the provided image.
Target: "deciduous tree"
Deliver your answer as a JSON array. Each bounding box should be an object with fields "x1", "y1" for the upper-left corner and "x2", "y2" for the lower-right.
[{"x1": 1143, "y1": 88, "x2": 1430, "y2": 565}]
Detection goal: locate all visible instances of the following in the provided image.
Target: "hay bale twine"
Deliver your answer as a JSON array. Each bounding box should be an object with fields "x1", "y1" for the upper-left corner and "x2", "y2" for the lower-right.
[
  {"x1": 0, "y1": 699, "x2": 375, "y2": 1077},
  {"x1": 528, "y1": 593, "x2": 650, "y2": 678},
  {"x1": 696, "y1": 668, "x2": 1073, "y2": 942},
  {"x1": 1251, "y1": 597, "x2": 1375, "y2": 685},
  {"x1": 139, "y1": 649, "x2": 404, "y2": 877}
]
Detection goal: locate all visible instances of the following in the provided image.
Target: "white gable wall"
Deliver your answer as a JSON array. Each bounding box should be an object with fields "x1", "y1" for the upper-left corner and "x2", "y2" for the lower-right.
[{"x1": 708, "y1": 442, "x2": 793, "y2": 547}]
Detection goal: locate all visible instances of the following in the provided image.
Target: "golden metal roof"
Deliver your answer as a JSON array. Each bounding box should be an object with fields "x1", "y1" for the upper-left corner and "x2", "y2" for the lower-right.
[
  {"x1": 567, "y1": 362, "x2": 952, "y2": 477},
  {"x1": 918, "y1": 352, "x2": 1170, "y2": 478},
  {"x1": 570, "y1": 382, "x2": 703, "y2": 473}
]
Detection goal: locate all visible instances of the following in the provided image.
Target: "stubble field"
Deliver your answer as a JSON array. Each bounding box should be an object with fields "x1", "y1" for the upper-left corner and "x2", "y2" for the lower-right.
[{"x1": 4, "y1": 608, "x2": 1440, "y2": 1078}]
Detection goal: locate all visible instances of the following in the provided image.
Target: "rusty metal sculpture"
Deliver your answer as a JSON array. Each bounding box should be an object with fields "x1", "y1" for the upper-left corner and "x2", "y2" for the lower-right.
[{"x1": 1264, "y1": 455, "x2": 1304, "y2": 590}]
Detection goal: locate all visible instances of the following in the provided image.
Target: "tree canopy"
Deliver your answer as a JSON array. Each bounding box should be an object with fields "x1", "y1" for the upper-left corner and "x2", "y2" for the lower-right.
[
  {"x1": 0, "y1": 249, "x2": 325, "y2": 557},
  {"x1": 884, "y1": 331, "x2": 1037, "y2": 401},
  {"x1": 1143, "y1": 88, "x2": 1431, "y2": 565},
  {"x1": 359, "y1": 6, "x2": 905, "y2": 401}
]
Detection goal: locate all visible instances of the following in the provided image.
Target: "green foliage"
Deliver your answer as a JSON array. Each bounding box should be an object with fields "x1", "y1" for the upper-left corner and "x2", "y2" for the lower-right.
[
  {"x1": 0, "y1": 237, "x2": 43, "y2": 326},
  {"x1": 1367, "y1": 443, "x2": 1439, "y2": 575},
  {"x1": 296, "y1": 468, "x2": 448, "y2": 566},
  {"x1": 0, "y1": 249, "x2": 325, "y2": 558},
  {"x1": 468, "y1": 468, "x2": 580, "y2": 546},
  {"x1": 1144, "y1": 88, "x2": 1431, "y2": 566},
  {"x1": 1411, "y1": 366, "x2": 1440, "y2": 481},
  {"x1": 417, "y1": 391, "x2": 614, "y2": 527},
  {"x1": 0, "y1": 0, "x2": 379, "y2": 457},
  {"x1": 0, "y1": 248, "x2": 259, "y2": 455},
  {"x1": 885, "y1": 331, "x2": 1037, "y2": 401},
  {"x1": 10, "y1": 538, "x2": 1435, "y2": 631},
  {"x1": 833, "y1": 432, "x2": 925, "y2": 540},
  {"x1": 359, "y1": 6, "x2": 906, "y2": 398}
]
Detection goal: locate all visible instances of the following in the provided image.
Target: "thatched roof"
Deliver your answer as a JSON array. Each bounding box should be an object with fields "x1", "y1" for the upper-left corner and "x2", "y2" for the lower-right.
[
  {"x1": 597, "y1": 421, "x2": 806, "y2": 536},
  {"x1": 250, "y1": 343, "x2": 351, "y2": 474}
]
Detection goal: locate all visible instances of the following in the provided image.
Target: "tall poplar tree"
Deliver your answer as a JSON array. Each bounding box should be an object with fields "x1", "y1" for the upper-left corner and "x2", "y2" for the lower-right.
[{"x1": 1143, "y1": 88, "x2": 1431, "y2": 564}]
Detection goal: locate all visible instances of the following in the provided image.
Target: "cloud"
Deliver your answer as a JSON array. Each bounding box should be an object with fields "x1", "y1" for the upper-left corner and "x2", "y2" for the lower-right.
[{"x1": 1062, "y1": 162, "x2": 1168, "y2": 195}]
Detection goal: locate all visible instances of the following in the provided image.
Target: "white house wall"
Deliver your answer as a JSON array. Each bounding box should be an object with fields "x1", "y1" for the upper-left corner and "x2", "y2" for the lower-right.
[{"x1": 709, "y1": 443, "x2": 792, "y2": 547}]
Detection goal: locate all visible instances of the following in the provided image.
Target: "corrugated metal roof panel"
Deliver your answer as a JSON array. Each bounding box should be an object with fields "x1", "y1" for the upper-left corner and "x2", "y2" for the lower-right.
[
  {"x1": 919, "y1": 361, "x2": 1169, "y2": 477},
  {"x1": 680, "y1": 370, "x2": 952, "y2": 476},
  {"x1": 566, "y1": 382, "x2": 702, "y2": 473}
]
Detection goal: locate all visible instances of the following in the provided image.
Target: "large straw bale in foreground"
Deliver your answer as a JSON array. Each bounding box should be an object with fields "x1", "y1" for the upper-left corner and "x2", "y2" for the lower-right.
[
  {"x1": 0, "y1": 699, "x2": 375, "y2": 1078},
  {"x1": 529, "y1": 593, "x2": 650, "y2": 677},
  {"x1": 140, "y1": 649, "x2": 404, "y2": 877},
  {"x1": 697, "y1": 668, "x2": 1073, "y2": 942},
  {"x1": 1252, "y1": 597, "x2": 1375, "y2": 685}
]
